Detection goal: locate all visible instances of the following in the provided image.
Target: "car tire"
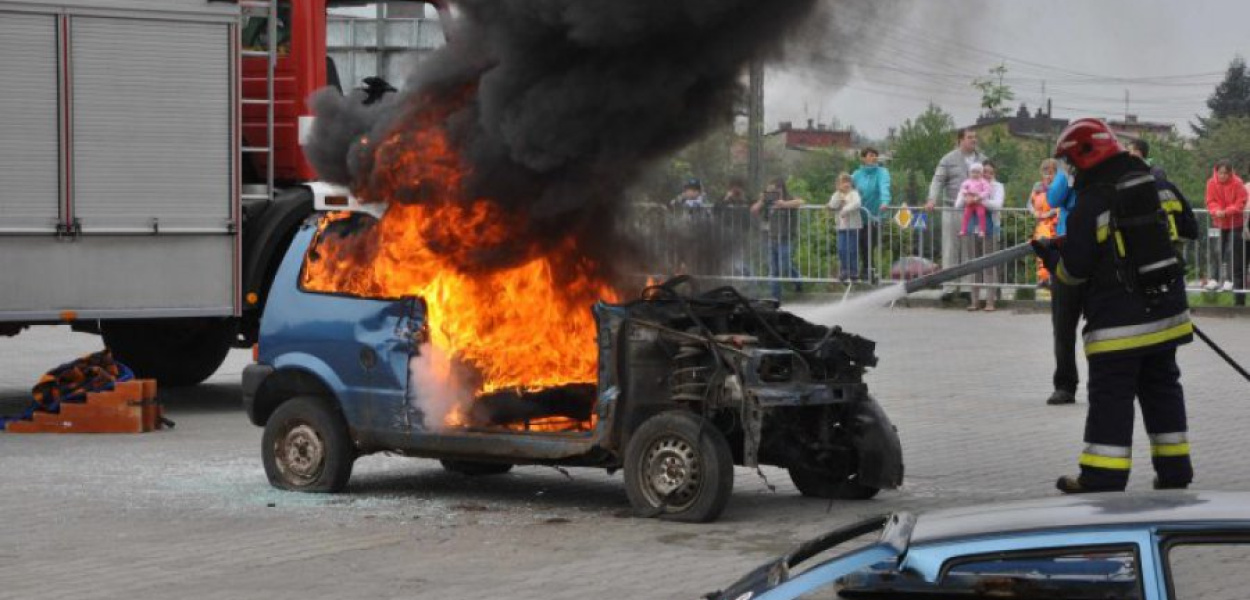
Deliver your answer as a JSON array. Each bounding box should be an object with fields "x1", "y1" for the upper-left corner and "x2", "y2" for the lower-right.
[
  {"x1": 624, "y1": 410, "x2": 734, "y2": 523},
  {"x1": 440, "y1": 460, "x2": 513, "y2": 476},
  {"x1": 102, "y1": 318, "x2": 235, "y2": 387},
  {"x1": 788, "y1": 466, "x2": 880, "y2": 500},
  {"x1": 262, "y1": 396, "x2": 355, "y2": 493}
]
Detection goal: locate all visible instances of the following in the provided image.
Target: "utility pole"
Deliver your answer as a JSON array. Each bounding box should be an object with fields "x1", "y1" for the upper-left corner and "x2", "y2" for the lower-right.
[
  {"x1": 1124, "y1": 89, "x2": 1130, "y2": 121},
  {"x1": 748, "y1": 59, "x2": 764, "y2": 194}
]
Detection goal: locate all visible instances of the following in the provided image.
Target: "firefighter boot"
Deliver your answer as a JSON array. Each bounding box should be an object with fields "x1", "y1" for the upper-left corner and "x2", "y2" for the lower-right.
[{"x1": 1056, "y1": 475, "x2": 1124, "y2": 495}]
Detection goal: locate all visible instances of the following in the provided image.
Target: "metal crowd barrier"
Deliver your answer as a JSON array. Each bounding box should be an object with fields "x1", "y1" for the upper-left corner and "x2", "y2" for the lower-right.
[{"x1": 632, "y1": 203, "x2": 1250, "y2": 298}]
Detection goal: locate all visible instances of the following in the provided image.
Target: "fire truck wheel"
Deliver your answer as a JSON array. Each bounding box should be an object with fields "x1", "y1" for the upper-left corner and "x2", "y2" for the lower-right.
[
  {"x1": 788, "y1": 466, "x2": 880, "y2": 500},
  {"x1": 102, "y1": 318, "x2": 235, "y2": 387},
  {"x1": 262, "y1": 396, "x2": 355, "y2": 493},
  {"x1": 624, "y1": 410, "x2": 734, "y2": 523},
  {"x1": 439, "y1": 460, "x2": 513, "y2": 476}
]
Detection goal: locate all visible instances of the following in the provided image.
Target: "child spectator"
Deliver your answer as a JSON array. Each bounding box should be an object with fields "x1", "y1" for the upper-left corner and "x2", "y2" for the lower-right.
[
  {"x1": 827, "y1": 173, "x2": 863, "y2": 282},
  {"x1": 957, "y1": 163, "x2": 991, "y2": 237}
]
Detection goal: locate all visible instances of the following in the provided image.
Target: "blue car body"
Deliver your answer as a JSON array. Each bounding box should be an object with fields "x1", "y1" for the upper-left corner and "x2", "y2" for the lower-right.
[
  {"x1": 244, "y1": 220, "x2": 622, "y2": 463},
  {"x1": 709, "y1": 492, "x2": 1250, "y2": 600}
]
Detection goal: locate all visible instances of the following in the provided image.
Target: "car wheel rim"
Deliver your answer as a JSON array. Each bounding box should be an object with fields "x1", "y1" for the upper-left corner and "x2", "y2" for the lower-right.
[
  {"x1": 641, "y1": 436, "x2": 701, "y2": 511},
  {"x1": 275, "y1": 422, "x2": 325, "y2": 486}
]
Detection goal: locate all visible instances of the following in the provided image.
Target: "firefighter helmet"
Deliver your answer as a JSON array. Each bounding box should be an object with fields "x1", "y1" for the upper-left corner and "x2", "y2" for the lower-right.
[{"x1": 1053, "y1": 118, "x2": 1124, "y2": 170}]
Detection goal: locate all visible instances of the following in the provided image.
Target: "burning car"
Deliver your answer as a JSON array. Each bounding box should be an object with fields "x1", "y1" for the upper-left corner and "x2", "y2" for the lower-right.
[{"x1": 241, "y1": 187, "x2": 902, "y2": 522}]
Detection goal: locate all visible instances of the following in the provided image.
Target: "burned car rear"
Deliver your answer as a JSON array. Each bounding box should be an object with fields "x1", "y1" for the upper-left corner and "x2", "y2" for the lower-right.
[{"x1": 244, "y1": 213, "x2": 902, "y2": 523}]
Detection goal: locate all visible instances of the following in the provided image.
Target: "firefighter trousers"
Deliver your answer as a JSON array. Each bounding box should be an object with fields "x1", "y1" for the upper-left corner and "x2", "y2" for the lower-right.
[{"x1": 1079, "y1": 347, "x2": 1193, "y2": 490}]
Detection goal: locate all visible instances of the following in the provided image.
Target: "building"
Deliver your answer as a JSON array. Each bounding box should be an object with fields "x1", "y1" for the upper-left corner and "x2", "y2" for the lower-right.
[
  {"x1": 764, "y1": 120, "x2": 855, "y2": 166},
  {"x1": 1108, "y1": 115, "x2": 1176, "y2": 139},
  {"x1": 968, "y1": 104, "x2": 1069, "y2": 142}
]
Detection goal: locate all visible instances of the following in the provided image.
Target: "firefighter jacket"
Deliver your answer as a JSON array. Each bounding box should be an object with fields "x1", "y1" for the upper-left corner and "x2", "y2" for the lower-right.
[{"x1": 1054, "y1": 153, "x2": 1196, "y2": 360}]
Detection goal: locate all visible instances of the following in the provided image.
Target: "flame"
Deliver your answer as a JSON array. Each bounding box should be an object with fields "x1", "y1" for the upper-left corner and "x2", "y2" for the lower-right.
[{"x1": 301, "y1": 95, "x2": 617, "y2": 430}]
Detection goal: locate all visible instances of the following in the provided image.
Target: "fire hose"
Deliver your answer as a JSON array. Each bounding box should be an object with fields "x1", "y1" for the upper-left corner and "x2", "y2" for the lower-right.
[{"x1": 900, "y1": 241, "x2": 1250, "y2": 384}]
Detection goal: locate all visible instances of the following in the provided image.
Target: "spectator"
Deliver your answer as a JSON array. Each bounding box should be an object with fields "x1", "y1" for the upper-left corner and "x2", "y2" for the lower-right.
[
  {"x1": 1030, "y1": 159, "x2": 1061, "y2": 286},
  {"x1": 958, "y1": 160, "x2": 1004, "y2": 311},
  {"x1": 1045, "y1": 162, "x2": 1081, "y2": 405},
  {"x1": 751, "y1": 177, "x2": 805, "y2": 301},
  {"x1": 957, "y1": 163, "x2": 991, "y2": 237},
  {"x1": 852, "y1": 147, "x2": 891, "y2": 281},
  {"x1": 927, "y1": 128, "x2": 987, "y2": 301},
  {"x1": 719, "y1": 178, "x2": 751, "y2": 207},
  {"x1": 827, "y1": 173, "x2": 863, "y2": 283},
  {"x1": 1205, "y1": 160, "x2": 1247, "y2": 303},
  {"x1": 671, "y1": 178, "x2": 708, "y2": 209},
  {"x1": 1127, "y1": 139, "x2": 1168, "y2": 182}
]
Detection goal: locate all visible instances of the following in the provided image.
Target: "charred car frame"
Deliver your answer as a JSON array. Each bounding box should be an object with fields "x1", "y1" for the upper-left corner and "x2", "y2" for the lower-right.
[{"x1": 243, "y1": 211, "x2": 903, "y2": 522}]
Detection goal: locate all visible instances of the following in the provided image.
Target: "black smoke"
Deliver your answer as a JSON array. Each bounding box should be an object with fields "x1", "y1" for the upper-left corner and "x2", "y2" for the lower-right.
[{"x1": 304, "y1": 0, "x2": 820, "y2": 276}]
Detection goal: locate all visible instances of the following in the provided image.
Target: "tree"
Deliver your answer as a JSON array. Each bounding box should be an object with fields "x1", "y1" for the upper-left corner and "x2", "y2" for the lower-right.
[
  {"x1": 972, "y1": 64, "x2": 1015, "y2": 119},
  {"x1": 1193, "y1": 56, "x2": 1250, "y2": 137},
  {"x1": 1142, "y1": 134, "x2": 1204, "y2": 202},
  {"x1": 887, "y1": 103, "x2": 956, "y2": 180},
  {"x1": 1195, "y1": 116, "x2": 1250, "y2": 176}
]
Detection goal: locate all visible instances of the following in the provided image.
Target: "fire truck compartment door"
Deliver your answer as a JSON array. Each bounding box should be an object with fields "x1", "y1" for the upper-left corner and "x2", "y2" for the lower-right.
[
  {"x1": 70, "y1": 16, "x2": 232, "y2": 234},
  {"x1": 0, "y1": 12, "x2": 60, "y2": 233}
]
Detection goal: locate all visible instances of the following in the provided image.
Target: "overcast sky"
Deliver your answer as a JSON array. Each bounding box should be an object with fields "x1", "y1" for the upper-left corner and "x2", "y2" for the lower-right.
[{"x1": 767, "y1": 0, "x2": 1247, "y2": 139}]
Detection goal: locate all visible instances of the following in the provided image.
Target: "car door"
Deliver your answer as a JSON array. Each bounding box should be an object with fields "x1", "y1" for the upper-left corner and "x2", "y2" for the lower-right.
[{"x1": 1159, "y1": 531, "x2": 1250, "y2": 600}]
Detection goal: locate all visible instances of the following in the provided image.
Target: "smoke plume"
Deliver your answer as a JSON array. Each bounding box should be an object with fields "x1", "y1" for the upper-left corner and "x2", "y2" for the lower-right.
[{"x1": 305, "y1": 0, "x2": 821, "y2": 274}]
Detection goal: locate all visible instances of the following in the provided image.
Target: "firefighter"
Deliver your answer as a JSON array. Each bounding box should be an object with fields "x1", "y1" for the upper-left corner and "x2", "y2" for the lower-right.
[{"x1": 1033, "y1": 118, "x2": 1197, "y2": 493}]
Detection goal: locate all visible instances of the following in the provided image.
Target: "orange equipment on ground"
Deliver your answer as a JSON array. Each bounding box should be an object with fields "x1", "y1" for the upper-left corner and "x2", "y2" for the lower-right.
[{"x1": 6, "y1": 379, "x2": 163, "y2": 434}]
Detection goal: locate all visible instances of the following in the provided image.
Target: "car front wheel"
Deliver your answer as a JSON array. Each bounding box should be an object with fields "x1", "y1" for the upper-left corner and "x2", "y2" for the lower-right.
[
  {"x1": 788, "y1": 465, "x2": 880, "y2": 500},
  {"x1": 624, "y1": 410, "x2": 734, "y2": 523},
  {"x1": 262, "y1": 396, "x2": 355, "y2": 493}
]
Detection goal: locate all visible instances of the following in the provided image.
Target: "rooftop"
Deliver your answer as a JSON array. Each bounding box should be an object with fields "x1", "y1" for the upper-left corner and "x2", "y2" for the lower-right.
[{"x1": 909, "y1": 491, "x2": 1250, "y2": 544}]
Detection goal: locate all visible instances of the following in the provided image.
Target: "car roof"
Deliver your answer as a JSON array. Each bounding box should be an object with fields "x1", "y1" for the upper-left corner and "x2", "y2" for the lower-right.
[{"x1": 909, "y1": 491, "x2": 1250, "y2": 544}]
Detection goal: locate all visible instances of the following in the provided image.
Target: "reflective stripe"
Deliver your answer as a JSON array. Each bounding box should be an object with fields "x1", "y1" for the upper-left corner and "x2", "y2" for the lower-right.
[
  {"x1": 1096, "y1": 211, "x2": 1110, "y2": 243},
  {"x1": 1139, "y1": 257, "x2": 1178, "y2": 274},
  {"x1": 1085, "y1": 443, "x2": 1132, "y2": 458},
  {"x1": 1084, "y1": 312, "x2": 1193, "y2": 355},
  {"x1": 1150, "y1": 432, "x2": 1188, "y2": 445},
  {"x1": 1114, "y1": 231, "x2": 1127, "y2": 257},
  {"x1": 1080, "y1": 453, "x2": 1132, "y2": 470},
  {"x1": 1117, "y1": 174, "x2": 1155, "y2": 190},
  {"x1": 1152, "y1": 443, "x2": 1191, "y2": 457},
  {"x1": 1057, "y1": 261, "x2": 1086, "y2": 285},
  {"x1": 1167, "y1": 214, "x2": 1179, "y2": 241},
  {"x1": 1085, "y1": 312, "x2": 1191, "y2": 343}
]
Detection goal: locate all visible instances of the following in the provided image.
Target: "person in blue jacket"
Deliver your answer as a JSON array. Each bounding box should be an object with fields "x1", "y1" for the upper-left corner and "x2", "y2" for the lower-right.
[
  {"x1": 1046, "y1": 167, "x2": 1082, "y2": 405},
  {"x1": 851, "y1": 148, "x2": 891, "y2": 281}
]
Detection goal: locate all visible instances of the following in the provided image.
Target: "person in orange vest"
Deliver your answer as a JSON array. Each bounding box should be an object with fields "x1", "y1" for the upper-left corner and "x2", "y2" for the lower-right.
[{"x1": 1031, "y1": 159, "x2": 1061, "y2": 286}]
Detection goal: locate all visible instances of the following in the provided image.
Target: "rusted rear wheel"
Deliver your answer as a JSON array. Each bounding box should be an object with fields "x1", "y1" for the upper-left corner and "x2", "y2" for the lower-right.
[{"x1": 262, "y1": 396, "x2": 355, "y2": 492}]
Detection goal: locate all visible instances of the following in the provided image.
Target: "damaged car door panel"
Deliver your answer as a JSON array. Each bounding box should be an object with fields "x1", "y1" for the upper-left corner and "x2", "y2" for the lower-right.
[{"x1": 244, "y1": 217, "x2": 904, "y2": 522}]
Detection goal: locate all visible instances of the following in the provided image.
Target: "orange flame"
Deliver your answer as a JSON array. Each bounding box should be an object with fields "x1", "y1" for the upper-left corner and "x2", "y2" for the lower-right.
[{"x1": 301, "y1": 97, "x2": 617, "y2": 430}]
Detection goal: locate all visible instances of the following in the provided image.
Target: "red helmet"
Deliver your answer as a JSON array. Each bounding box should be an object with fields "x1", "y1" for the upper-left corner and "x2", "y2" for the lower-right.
[{"x1": 1053, "y1": 118, "x2": 1124, "y2": 170}]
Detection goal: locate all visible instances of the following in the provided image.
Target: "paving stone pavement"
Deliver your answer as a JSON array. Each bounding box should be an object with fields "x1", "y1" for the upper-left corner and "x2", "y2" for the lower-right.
[{"x1": 2, "y1": 307, "x2": 1249, "y2": 600}]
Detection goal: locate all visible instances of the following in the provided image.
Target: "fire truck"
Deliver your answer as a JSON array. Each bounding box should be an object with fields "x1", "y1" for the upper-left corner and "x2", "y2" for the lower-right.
[{"x1": 0, "y1": 0, "x2": 443, "y2": 384}]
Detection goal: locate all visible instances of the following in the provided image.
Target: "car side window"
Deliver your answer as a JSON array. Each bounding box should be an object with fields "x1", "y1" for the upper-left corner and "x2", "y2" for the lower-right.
[
  {"x1": 940, "y1": 548, "x2": 1141, "y2": 600},
  {"x1": 1167, "y1": 540, "x2": 1250, "y2": 600},
  {"x1": 800, "y1": 547, "x2": 1141, "y2": 600},
  {"x1": 299, "y1": 214, "x2": 398, "y2": 301}
]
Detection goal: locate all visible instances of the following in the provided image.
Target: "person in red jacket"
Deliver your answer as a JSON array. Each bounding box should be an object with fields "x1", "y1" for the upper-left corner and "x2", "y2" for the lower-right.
[{"x1": 1205, "y1": 160, "x2": 1248, "y2": 305}]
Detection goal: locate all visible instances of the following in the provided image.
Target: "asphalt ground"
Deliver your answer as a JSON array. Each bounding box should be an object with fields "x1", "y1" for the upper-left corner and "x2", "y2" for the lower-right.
[{"x1": 2, "y1": 307, "x2": 1249, "y2": 599}]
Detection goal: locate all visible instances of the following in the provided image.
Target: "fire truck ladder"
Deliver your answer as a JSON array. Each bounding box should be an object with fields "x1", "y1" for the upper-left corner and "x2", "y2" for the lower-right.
[{"x1": 239, "y1": 0, "x2": 278, "y2": 204}]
